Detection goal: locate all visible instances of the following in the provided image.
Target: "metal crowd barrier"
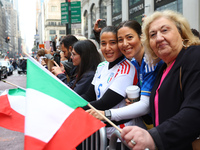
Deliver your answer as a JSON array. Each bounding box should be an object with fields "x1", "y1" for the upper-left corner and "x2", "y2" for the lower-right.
[
  {"x1": 108, "y1": 130, "x2": 131, "y2": 150},
  {"x1": 80, "y1": 127, "x2": 107, "y2": 150},
  {"x1": 80, "y1": 127, "x2": 132, "y2": 150}
]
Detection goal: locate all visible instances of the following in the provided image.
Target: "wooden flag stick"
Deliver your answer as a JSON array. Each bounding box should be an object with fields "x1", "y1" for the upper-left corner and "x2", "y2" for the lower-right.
[
  {"x1": 87, "y1": 103, "x2": 122, "y2": 133},
  {"x1": 23, "y1": 50, "x2": 121, "y2": 132},
  {"x1": 2, "y1": 80, "x2": 26, "y2": 91}
]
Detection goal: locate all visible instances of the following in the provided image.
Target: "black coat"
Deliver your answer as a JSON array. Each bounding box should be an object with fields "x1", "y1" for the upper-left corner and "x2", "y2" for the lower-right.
[{"x1": 149, "y1": 45, "x2": 200, "y2": 150}]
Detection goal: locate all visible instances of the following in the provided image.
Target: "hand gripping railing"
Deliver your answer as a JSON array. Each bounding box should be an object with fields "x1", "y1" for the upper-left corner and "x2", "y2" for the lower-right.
[{"x1": 107, "y1": 130, "x2": 131, "y2": 150}]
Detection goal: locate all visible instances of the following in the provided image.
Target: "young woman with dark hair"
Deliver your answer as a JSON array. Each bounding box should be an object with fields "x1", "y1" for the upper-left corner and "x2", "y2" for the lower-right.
[{"x1": 70, "y1": 40, "x2": 102, "y2": 94}]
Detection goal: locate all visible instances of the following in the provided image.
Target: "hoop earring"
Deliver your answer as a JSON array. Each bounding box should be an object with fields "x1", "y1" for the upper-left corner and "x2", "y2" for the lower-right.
[{"x1": 182, "y1": 39, "x2": 189, "y2": 48}]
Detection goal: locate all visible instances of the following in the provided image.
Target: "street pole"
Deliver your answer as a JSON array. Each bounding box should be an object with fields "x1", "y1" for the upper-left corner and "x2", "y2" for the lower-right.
[{"x1": 66, "y1": 0, "x2": 71, "y2": 35}]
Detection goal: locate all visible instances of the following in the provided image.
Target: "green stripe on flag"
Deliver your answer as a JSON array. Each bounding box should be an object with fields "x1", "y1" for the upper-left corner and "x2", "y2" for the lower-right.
[
  {"x1": 8, "y1": 88, "x2": 26, "y2": 96},
  {"x1": 27, "y1": 59, "x2": 88, "y2": 109}
]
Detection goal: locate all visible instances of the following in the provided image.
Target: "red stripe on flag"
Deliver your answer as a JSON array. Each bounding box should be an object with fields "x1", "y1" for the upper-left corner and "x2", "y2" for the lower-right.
[
  {"x1": 0, "y1": 94, "x2": 24, "y2": 133},
  {"x1": 25, "y1": 107, "x2": 105, "y2": 150},
  {"x1": 25, "y1": 135, "x2": 46, "y2": 150}
]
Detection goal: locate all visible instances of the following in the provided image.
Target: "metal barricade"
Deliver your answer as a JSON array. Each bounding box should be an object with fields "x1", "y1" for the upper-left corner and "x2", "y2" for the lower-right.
[
  {"x1": 108, "y1": 130, "x2": 131, "y2": 150},
  {"x1": 80, "y1": 127, "x2": 107, "y2": 150}
]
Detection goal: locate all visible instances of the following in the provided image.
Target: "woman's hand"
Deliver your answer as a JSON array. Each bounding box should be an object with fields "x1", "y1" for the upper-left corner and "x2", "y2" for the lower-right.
[
  {"x1": 86, "y1": 109, "x2": 105, "y2": 121},
  {"x1": 121, "y1": 126, "x2": 155, "y2": 150}
]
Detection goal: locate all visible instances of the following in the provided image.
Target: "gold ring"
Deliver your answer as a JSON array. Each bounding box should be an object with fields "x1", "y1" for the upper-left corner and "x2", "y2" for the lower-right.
[{"x1": 130, "y1": 139, "x2": 136, "y2": 145}]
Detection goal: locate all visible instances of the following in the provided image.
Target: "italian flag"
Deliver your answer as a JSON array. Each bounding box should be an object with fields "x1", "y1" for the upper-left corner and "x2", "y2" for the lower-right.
[
  {"x1": 25, "y1": 56, "x2": 105, "y2": 150},
  {"x1": 0, "y1": 88, "x2": 26, "y2": 133}
]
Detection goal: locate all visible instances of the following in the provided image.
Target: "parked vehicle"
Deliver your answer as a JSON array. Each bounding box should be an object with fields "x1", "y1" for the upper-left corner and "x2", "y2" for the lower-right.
[
  {"x1": 0, "y1": 63, "x2": 8, "y2": 80},
  {"x1": 0, "y1": 60, "x2": 14, "y2": 75}
]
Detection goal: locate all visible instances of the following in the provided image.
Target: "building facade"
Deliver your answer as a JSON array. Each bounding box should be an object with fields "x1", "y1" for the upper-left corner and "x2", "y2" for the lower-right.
[
  {"x1": 0, "y1": 0, "x2": 21, "y2": 58},
  {"x1": 43, "y1": 0, "x2": 66, "y2": 43},
  {"x1": 81, "y1": 0, "x2": 200, "y2": 39}
]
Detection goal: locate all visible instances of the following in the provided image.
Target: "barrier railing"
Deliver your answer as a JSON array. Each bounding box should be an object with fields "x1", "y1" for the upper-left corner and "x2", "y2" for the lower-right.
[
  {"x1": 108, "y1": 130, "x2": 131, "y2": 150},
  {"x1": 80, "y1": 127, "x2": 107, "y2": 150},
  {"x1": 80, "y1": 127, "x2": 132, "y2": 150}
]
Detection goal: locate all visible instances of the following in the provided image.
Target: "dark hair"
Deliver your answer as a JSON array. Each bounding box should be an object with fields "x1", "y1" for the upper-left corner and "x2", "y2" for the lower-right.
[
  {"x1": 191, "y1": 28, "x2": 200, "y2": 39},
  {"x1": 100, "y1": 26, "x2": 117, "y2": 38},
  {"x1": 72, "y1": 40, "x2": 102, "y2": 88},
  {"x1": 37, "y1": 49, "x2": 45, "y2": 56},
  {"x1": 60, "y1": 35, "x2": 78, "y2": 49},
  {"x1": 117, "y1": 20, "x2": 142, "y2": 38}
]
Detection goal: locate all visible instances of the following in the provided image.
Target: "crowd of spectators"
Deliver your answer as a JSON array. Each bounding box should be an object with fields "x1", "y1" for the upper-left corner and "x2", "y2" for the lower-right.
[{"x1": 34, "y1": 10, "x2": 200, "y2": 150}]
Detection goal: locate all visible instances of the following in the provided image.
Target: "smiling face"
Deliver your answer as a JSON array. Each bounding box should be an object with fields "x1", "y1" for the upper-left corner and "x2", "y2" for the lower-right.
[
  {"x1": 117, "y1": 27, "x2": 143, "y2": 61},
  {"x1": 100, "y1": 32, "x2": 122, "y2": 62},
  {"x1": 149, "y1": 17, "x2": 183, "y2": 65}
]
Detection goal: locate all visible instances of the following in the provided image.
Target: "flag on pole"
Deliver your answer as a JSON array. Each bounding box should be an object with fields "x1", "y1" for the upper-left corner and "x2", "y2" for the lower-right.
[
  {"x1": 0, "y1": 88, "x2": 26, "y2": 133},
  {"x1": 25, "y1": 56, "x2": 105, "y2": 150}
]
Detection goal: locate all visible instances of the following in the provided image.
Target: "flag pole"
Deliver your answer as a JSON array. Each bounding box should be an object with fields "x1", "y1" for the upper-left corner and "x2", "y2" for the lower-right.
[
  {"x1": 87, "y1": 103, "x2": 122, "y2": 132},
  {"x1": 2, "y1": 80, "x2": 26, "y2": 91},
  {"x1": 23, "y1": 50, "x2": 122, "y2": 132}
]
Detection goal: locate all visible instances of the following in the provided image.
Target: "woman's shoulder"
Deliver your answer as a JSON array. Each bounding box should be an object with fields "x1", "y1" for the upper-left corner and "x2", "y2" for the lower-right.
[
  {"x1": 178, "y1": 45, "x2": 200, "y2": 68},
  {"x1": 183, "y1": 45, "x2": 200, "y2": 60},
  {"x1": 82, "y1": 70, "x2": 95, "y2": 77},
  {"x1": 97, "y1": 61, "x2": 108, "y2": 67},
  {"x1": 142, "y1": 54, "x2": 164, "y2": 73}
]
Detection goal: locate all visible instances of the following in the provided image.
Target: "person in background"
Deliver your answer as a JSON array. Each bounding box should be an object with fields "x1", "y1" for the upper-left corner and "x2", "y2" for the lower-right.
[
  {"x1": 121, "y1": 10, "x2": 200, "y2": 150},
  {"x1": 36, "y1": 49, "x2": 47, "y2": 69},
  {"x1": 20, "y1": 58, "x2": 27, "y2": 74},
  {"x1": 53, "y1": 40, "x2": 102, "y2": 95},
  {"x1": 88, "y1": 20, "x2": 163, "y2": 129},
  {"x1": 48, "y1": 35, "x2": 78, "y2": 87},
  {"x1": 81, "y1": 26, "x2": 144, "y2": 150}
]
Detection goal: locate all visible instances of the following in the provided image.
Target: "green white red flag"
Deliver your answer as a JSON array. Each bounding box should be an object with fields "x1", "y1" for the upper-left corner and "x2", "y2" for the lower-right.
[
  {"x1": 0, "y1": 88, "x2": 26, "y2": 133},
  {"x1": 25, "y1": 56, "x2": 105, "y2": 150}
]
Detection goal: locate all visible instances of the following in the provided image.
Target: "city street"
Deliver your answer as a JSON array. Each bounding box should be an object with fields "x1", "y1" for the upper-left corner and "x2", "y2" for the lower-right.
[{"x1": 0, "y1": 70, "x2": 26, "y2": 150}]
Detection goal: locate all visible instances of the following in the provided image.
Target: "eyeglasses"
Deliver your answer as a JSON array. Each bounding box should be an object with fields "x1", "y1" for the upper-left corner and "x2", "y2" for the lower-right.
[{"x1": 71, "y1": 52, "x2": 77, "y2": 58}]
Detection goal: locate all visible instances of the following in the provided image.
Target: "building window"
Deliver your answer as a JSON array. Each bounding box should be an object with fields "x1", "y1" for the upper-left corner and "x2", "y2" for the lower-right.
[
  {"x1": 155, "y1": 0, "x2": 183, "y2": 13},
  {"x1": 83, "y1": 10, "x2": 88, "y2": 38},
  {"x1": 129, "y1": 0, "x2": 141, "y2": 5},
  {"x1": 51, "y1": 6, "x2": 57, "y2": 12},
  {"x1": 59, "y1": 30, "x2": 66, "y2": 34},
  {"x1": 50, "y1": 30, "x2": 56, "y2": 34},
  {"x1": 100, "y1": 0, "x2": 107, "y2": 19},
  {"x1": 129, "y1": 0, "x2": 144, "y2": 24},
  {"x1": 112, "y1": 0, "x2": 122, "y2": 26},
  {"x1": 112, "y1": 0, "x2": 121, "y2": 15},
  {"x1": 91, "y1": 4, "x2": 96, "y2": 29}
]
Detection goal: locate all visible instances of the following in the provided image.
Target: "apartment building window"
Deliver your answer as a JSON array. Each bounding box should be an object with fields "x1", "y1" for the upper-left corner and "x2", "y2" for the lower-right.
[
  {"x1": 59, "y1": 30, "x2": 66, "y2": 34},
  {"x1": 51, "y1": 6, "x2": 57, "y2": 12},
  {"x1": 100, "y1": 0, "x2": 107, "y2": 19},
  {"x1": 50, "y1": 30, "x2": 56, "y2": 34}
]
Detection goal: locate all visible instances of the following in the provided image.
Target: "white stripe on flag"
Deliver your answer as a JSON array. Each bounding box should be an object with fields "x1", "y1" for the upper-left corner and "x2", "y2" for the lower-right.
[
  {"x1": 25, "y1": 89, "x2": 74, "y2": 143},
  {"x1": 8, "y1": 94, "x2": 26, "y2": 116}
]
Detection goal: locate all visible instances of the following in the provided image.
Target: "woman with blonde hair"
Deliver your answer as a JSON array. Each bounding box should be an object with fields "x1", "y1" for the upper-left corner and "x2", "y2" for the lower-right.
[{"x1": 121, "y1": 10, "x2": 200, "y2": 150}]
